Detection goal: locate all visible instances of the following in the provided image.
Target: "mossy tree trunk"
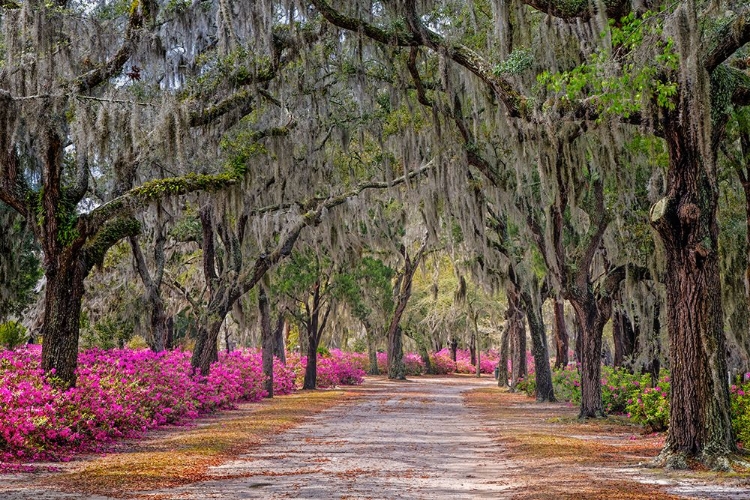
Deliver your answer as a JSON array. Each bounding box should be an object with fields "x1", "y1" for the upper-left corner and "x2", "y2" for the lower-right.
[
  {"x1": 520, "y1": 287, "x2": 555, "y2": 402},
  {"x1": 508, "y1": 285, "x2": 526, "y2": 391},
  {"x1": 302, "y1": 279, "x2": 332, "y2": 390},
  {"x1": 273, "y1": 314, "x2": 286, "y2": 364},
  {"x1": 365, "y1": 324, "x2": 380, "y2": 375},
  {"x1": 567, "y1": 290, "x2": 608, "y2": 418},
  {"x1": 612, "y1": 303, "x2": 636, "y2": 369},
  {"x1": 498, "y1": 323, "x2": 510, "y2": 388}
]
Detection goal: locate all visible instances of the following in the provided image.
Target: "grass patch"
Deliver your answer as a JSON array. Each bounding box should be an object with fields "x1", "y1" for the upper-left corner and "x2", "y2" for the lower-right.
[{"x1": 43, "y1": 390, "x2": 348, "y2": 497}]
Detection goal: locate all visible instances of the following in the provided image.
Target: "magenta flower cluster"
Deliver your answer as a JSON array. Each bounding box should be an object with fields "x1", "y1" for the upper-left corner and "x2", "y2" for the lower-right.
[
  {"x1": 287, "y1": 349, "x2": 366, "y2": 388},
  {"x1": 0, "y1": 346, "x2": 297, "y2": 464},
  {"x1": 372, "y1": 349, "x2": 501, "y2": 375}
]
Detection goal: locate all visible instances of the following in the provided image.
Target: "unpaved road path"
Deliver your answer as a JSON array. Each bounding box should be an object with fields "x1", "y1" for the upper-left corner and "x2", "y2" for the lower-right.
[
  {"x1": 142, "y1": 376, "x2": 514, "y2": 499},
  {"x1": 3, "y1": 376, "x2": 750, "y2": 499}
]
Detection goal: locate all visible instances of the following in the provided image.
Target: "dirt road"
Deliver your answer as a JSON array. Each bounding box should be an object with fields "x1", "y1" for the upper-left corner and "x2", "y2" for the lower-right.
[{"x1": 143, "y1": 376, "x2": 514, "y2": 499}]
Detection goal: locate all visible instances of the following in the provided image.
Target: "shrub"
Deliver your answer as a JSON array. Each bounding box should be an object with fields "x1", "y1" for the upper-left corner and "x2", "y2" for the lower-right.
[
  {"x1": 0, "y1": 346, "x2": 303, "y2": 464},
  {"x1": 403, "y1": 352, "x2": 426, "y2": 376},
  {"x1": 625, "y1": 375, "x2": 670, "y2": 432},
  {"x1": 731, "y1": 377, "x2": 750, "y2": 446},
  {"x1": 0, "y1": 321, "x2": 27, "y2": 350}
]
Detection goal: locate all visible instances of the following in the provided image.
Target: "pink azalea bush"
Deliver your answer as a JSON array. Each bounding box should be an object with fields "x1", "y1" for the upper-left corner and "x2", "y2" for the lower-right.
[
  {"x1": 0, "y1": 346, "x2": 298, "y2": 465},
  {"x1": 431, "y1": 350, "x2": 456, "y2": 374},
  {"x1": 730, "y1": 376, "x2": 750, "y2": 446},
  {"x1": 403, "y1": 352, "x2": 426, "y2": 375},
  {"x1": 286, "y1": 349, "x2": 366, "y2": 388}
]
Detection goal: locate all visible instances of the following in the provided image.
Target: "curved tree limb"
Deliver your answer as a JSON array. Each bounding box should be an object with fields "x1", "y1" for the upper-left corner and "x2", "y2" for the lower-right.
[
  {"x1": 72, "y1": 3, "x2": 143, "y2": 93},
  {"x1": 704, "y1": 6, "x2": 750, "y2": 73},
  {"x1": 310, "y1": 0, "x2": 528, "y2": 118}
]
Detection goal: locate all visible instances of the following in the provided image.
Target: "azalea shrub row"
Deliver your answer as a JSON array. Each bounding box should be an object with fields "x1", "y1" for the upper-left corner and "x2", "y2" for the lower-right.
[
  {"x1": 0, "y1": 346, "x2": 364, "y2": 465},
  {"x1": 517, "y1": 365, "x2": 750, "y2": 444},
  {"x1": 372, "y1": 349, "x2": 501, "y2": 375}
]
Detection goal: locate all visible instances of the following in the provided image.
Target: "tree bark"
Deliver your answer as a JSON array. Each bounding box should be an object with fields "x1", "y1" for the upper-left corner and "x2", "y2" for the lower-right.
[
  {"x1": 387, "y1": 325, "x2": 405, "y2": 380},
  {"x1": 552, "y1": 297, "x2": 569, "y2": 369},
  {"x1": 302, "y1": 280, "x2": 331, "y2": 390},
  {"x1": 41, "y1": 257, "x2": 88, "y2": 387},
  {"x1": 273, "y1": 314, "x2": 286, "y2": 364},
  {"x1": 386, "y1": 240, "x2": 426, "y2": 380},
  {"x1": 568, "y1": 291, "x2": 608, "y2": 418},
  {"x1": 259, "y1": 285, "x2": 274, "y2": 397},
  {"x1": 450, "y1": 338, "x2": 458, "y2": 362},
  {"x1": 521, "y1": 289, "x2": 555, "y2": 402},
  {"x1": 508, "y1": 285, "x2": 526, "y2": 391},
  {"x1": 498, "y1": 320, "x2": 510, "y2": 388},
  {"x1": 612, "y1": 306, "x2": 636, "y2": 368},
  {"x1": 469, "y1": 329, "x2": 477, "y2": 366},
  {"x1": 651, "y1": 121, "x2": 735, "y2": 466},
  {"x1": 192, "y1": 312, "x2": 226, "y2": 376},
  {"x1": 366, "y1": 326, "x2": 380, "y2": 375}
]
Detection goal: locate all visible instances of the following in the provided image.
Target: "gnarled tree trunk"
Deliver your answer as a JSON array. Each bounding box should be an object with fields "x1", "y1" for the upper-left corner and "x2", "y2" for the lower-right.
[
  {"x1": 568, "y1": 291, "x2": 608, "y2": 418},
  {"x1": 612, "y1": 305, "x2": 636, "y2": 368},
  {"x1": 651, "y1": 115, "x2": 734, "y2": 467}
]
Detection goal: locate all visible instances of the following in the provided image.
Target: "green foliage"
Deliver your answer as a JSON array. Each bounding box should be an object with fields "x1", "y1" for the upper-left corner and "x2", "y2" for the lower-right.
[
  {"x1": 520, "y1": 366, "x2": 669, "y2": 428},
  {"x1": 493, "y1": 48, "x2": 534, "y2": 76},
  {"x1": 316, "y1": 346, "x2": 331, "y2": 357},
  {"x1": 537, "y1": 11, "x2": 678, "y2": 119},
  {"x1": 0, "y1": 321, "x2": 27, "y2": 349},
  {"x1": 131, "y1": 172, "x2": 240, "y2": 202},
  {"x1": 80, "y1": 315, "x2": 134, "y2": 350},
  {"x1": 731, "y1": 382, "x2": 750, "y2": 446},
  {"x1": 626, "y1": 376, "x2": 670, "y2": 432},
  {"x1": 170, "y1": 212, "x2": 202, "y2": 243}
]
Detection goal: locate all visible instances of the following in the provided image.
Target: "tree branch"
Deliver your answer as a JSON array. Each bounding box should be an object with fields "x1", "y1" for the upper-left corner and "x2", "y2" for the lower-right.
[
  {"x1": 704, "y1": 5, "x2": 750, "y2": 73},
  {"x1": 78, "y1": 171, "x2": 240, "y2": 241},
  {"x1": 72, "y1": 4, "x2": 143, "y2": 92},
  {"x1": 310, "y1": 0, "x2": 528, "y2": 118},
  {"x1": 520, "y1": 0, "x2": 630, "y2": 21}
]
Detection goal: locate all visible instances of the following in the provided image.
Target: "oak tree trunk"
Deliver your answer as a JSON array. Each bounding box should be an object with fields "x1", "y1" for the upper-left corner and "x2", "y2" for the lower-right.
[
  {"x1": 366, "y1": 327, "x2": 380, "y2": 375},
  {"x1": 507, "y1": 286, "x2": 526, "y2": 391},
  {"x1": 569, "y1": 293, "x2": 607, "y2": 418},
  {"x1": 498, "y1": 322, "x2": 510, "y2": 388},
  {"x1": 387, "y1": 325, "x2": 405, "y2": 380},
  {"x1": 521, "y1": 290, "x2": 555, "y2": 402},
  {"x1": 303, "y1": 322, "x2": 319, "y2": 390},
  {"x1": 259, "y1": 286, "x2": 274, "y2": 397},
  {"x1": 41, "y1": 257, "x2": 88, "y2": 387},
  {"x1": 553, "y1": 298, "x2": 569, "y2": 369},
  {"x1": 273, "y1": 315, "x2": 286, "y2": 364},
  {"x1": 651, "y1": 115, "x2": 735, "y2": 467},
  {"x1": 612, "y1": 307, "x2": 636, "y2": 368}
]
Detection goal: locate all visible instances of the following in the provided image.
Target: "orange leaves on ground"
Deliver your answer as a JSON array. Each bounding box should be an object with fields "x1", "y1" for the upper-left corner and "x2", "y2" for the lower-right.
[
  {"x1": 42, "y1": 390, "x2": 347, "y2": 497},
  {"x1": 466, "y1": 388, "x2": 682, "y2": 500}
]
